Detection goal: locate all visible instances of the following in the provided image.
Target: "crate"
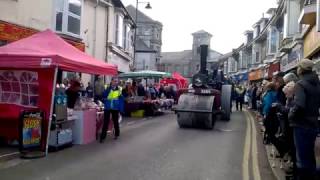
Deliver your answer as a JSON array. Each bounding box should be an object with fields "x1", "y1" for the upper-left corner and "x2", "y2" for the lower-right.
[{"x1": 130, "y1": 110, "x2": 145, "y2": 118}]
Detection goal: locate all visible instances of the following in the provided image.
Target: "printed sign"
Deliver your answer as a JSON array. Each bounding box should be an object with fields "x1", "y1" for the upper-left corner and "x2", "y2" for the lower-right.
[
  {"x1": 40, "y1": 58, "x2": 52, "y2": 67},
  {"x1": 20, "y1": 111, "x2": 43, "y2": 150}
]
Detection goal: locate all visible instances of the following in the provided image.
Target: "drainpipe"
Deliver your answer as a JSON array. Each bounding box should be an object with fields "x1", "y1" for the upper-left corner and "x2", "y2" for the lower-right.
[
  {"x1": 93, "y1": 0, "x2": 99, "y2": 57},
  {"x1": 105, "y1": 2, "x2": 110, "y2": 63}
]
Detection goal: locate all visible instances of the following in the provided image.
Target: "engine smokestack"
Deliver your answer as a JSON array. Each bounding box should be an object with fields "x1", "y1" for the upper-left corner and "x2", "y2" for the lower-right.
[{"x1": 200, "y1": 45, "x2": 208, "y2": 75}]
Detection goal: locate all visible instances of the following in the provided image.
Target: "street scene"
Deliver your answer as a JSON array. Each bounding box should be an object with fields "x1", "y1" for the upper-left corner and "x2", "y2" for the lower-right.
[{"x1": 0, "y1": 0, "x2": 320, "y2": 180}]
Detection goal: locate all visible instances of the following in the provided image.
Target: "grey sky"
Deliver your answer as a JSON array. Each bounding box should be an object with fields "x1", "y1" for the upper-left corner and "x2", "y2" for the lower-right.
[{"x1": 121, "y1": 0, "x2": 278, "y2": 54}]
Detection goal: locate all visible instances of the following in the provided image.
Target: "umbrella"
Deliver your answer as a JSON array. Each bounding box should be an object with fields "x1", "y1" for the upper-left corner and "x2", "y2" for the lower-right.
[{"x1": 118, "y1": 70, "x2": 171, "y2": 78}]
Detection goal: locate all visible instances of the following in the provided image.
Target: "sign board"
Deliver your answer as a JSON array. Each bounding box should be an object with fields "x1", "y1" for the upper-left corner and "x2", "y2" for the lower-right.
[
  {"x1": 304, "y1": 25, "x2": 320, "y2": 58},
  {"x1": 20, "y1": 110, "x2": 44, "y2": 151}
]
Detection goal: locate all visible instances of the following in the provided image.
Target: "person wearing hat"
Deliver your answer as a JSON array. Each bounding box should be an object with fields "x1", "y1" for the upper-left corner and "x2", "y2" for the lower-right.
[
  {"x1": 100, "y1": 77, "x2": 124, "y2": 142},
  {"x1": 289, "y1": 59, "x2": 320, "y2": 180}
]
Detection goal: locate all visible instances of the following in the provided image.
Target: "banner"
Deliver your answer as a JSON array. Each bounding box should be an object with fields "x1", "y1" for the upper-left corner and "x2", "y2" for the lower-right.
[{"x1": 0, "y1": 20, "x2": 85, "y2": 51}]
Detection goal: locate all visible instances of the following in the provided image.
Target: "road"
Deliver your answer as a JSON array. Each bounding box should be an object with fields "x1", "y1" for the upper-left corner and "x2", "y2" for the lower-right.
[{"x1": 0, "y1": 110, "x2": 275, "y2": 180}]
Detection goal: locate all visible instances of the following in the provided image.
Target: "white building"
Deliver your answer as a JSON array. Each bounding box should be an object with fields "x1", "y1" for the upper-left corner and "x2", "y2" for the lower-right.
[{"x1": 0, "y1": 0, "x2": 135, "y2": 84}]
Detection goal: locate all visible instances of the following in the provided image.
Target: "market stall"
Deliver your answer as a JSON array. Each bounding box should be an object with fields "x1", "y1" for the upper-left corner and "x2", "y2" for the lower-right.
[
  {"x1": 119, "y1": 70, "x2": 174, "y2": 117},
  {"x1": 0, "y1": 30, "x2": 117, "y2": 155}
]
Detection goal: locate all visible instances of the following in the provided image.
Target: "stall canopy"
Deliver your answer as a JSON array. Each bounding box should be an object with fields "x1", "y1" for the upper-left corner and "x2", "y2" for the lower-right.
[
  {"x1": 160, "y1": 72, "x2": 188, "y2": 89},
  {"x1": 119, "y1": 70, "x2": 171, "y2": 78},
  {"x1": 0, "y1": 29, "x2": 117, "y2": 75}
]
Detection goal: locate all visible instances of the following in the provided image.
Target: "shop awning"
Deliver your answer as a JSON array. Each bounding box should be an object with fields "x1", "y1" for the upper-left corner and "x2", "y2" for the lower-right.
[
  {"x1": 0, "y1": 29, "x2": 117, "y2": 75},
  {"x1": 119, "y1": 70, "x2": 171, "y2": 78}
]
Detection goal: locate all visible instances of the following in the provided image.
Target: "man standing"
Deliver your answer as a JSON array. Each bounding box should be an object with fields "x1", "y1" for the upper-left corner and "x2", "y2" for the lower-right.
[
  {"x1": 94, "y1": 76, "x2": 105, "y2": 102},
  {"x1": 289, "y1": 59, "x2": 320, "y2": 180},
  {"x1": 235, "y1": 84, "x2": 245, "y2": 111},
  {"x1": 100, "y1": 77, "x2": 124, "y2": 143},
  {"x1": 251, "y1": 84, "x2": 257, "y2": 110}
]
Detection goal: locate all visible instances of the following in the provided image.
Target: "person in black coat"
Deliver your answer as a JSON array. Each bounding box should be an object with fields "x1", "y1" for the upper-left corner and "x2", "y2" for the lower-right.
[
  {"x1": 289, "y1": 59, "x2": 320, "y2": 180},
  {"x1": 251, "y1": 84, "x2": 257, "y2": 110}
]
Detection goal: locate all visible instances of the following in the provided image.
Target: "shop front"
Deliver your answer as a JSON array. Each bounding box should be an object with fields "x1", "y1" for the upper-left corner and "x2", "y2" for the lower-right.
[
  {"x1": 0, "y1": 30, "x2": 117, "y2": 157},
  {"x1": 304, "y1": 25, "x2": 320, "y2": 76},
  {"x1": 249, "y1": 68, "x2": 263, "y2": 82},
  {"x1": 280, "y1": 44, "x2": 302, "y2": 73},
  {"x1": 267, "y1": 62, "x2": 280, "y2": 79}
]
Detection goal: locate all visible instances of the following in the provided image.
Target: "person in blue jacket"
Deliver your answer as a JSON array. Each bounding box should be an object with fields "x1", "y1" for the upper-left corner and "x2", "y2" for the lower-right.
[
  {"x1": 100, "y1": 77, "x2": 124, "y2": 143},
  {"x1": 262, "y1": 82, "x2": 277, "y2": 117}
]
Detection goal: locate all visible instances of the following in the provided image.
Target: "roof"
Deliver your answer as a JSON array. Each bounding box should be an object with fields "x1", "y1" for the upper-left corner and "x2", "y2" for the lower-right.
[
  {"x1": 192, "y1": 30, "x2": 212, "y2": 36},
  {"x1": 160, "y1": 50, "x2": 193, "y2": 64},
  {"x1": 0, "y1": 30, "x2": 117, "y2": 75},
  {"x1": 136, "y1": 38, "x2": 156, "y2": 52},
  {"x1": 112, "y1": 0, "x2": 136, "y2": 27},
  {"x1": 126, "y1": 5, "x2": 162, "y2": 25}
]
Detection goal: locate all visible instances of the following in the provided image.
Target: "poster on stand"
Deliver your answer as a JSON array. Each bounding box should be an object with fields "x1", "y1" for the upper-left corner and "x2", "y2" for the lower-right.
[{"x1": 19, "y1": 110, "x2": 44, "y2": 152}]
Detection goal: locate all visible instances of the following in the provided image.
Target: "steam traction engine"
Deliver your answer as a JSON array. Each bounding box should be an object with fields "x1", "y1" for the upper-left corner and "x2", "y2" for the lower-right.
[{"x1": 175, "y1": 45, "x2": 232, "y2": 129}]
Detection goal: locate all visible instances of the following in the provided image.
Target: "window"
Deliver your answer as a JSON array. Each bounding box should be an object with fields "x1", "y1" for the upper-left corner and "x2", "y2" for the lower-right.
[
  {"x1": 55, "y1": 0, "x2": 82, "y2": 37},
  {"x1": 123, "y1": 25, "x2": 130, "y2": 50},
  {"x1": 115, "y1": 14, "x2": 124, "y2": 47},
  {"x1": 0, "y1": 71, "x2": 39, "y2": 107},
  {"x1": 255, "y1": 52, "x2": 260, "y2": 63}
]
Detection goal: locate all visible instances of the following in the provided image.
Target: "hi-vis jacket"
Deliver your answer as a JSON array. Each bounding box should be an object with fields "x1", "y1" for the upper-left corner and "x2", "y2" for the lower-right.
[{"x1": 103, "y1": 86, "x2": 124, "y2": 112}]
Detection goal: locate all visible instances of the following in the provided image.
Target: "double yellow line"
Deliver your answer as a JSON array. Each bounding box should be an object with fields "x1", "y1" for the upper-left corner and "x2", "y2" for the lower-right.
[{"x1": 243, "y1": 110, "x2": 261, "y2": 180}]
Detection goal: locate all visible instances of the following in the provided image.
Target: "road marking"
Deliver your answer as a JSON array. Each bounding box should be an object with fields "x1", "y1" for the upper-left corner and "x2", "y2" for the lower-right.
[
  {"x1": 242, "y1": 111, "x2": 251, "y2": 180},
  {"x1": 246, "y1": 110, "x2": 261, "y2": 180}
]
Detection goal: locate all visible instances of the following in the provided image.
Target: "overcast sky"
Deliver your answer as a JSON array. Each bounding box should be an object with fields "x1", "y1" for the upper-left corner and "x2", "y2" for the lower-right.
[{"x1": 121, "y1": 0, "x2": 278, "y2": 54}]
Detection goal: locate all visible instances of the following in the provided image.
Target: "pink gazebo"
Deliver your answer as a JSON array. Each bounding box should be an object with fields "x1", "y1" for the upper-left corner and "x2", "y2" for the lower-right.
[{"x1": 0, "y1": 30, "x2": 117, "y2": 154}]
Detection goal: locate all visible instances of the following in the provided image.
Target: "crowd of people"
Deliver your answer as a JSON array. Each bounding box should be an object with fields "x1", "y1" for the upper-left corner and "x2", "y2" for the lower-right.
[{"x1": 244, "y1": 59, "x2": 320, "y2": 180}]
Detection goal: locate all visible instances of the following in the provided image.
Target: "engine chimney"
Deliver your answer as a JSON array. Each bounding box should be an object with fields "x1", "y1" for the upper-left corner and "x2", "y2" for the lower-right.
[{"x1": 200, "y1": 45, "x2": 208, "y2": 75}]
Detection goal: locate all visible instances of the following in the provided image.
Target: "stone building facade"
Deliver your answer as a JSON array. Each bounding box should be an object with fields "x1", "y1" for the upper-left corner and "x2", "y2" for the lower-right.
[
  {"x1": 126, "y1": 5, "x2": 163, "y2": 71},
  {"x1": 159, "y1": 30, "x2": 222, "y2": 79}
]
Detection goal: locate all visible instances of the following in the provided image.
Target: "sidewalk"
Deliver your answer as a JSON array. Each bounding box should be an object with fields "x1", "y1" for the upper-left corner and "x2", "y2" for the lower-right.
[
  {"x1": 249, "y1": 110, "x2": 320, "y2": 180},
  {"x1": 0, "y1": 113, "x2": 155, "y2": 170}
]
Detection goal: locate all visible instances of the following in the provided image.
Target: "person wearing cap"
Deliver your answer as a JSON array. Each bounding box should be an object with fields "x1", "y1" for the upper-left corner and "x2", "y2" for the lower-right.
[
  {"x1": 100, "y1": 77, "x2": 124, "y2": 142},
  {"x1": 289, "y1": 59, "x2": 320, "y2": 180}
]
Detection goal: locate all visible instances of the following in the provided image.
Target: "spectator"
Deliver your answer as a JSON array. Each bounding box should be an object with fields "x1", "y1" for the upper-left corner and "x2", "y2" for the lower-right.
[
  {"x1": 86, "y1": 82, "x2": 94, "y2": 98},
  {"x1": 148, "y1": 84, "x2": 157, "y2": 100},
  {"x1": 137, "y1": 83, "x2": 146, "y2": 97},
  {"x1": 289, "y1": 59, "x2": 320, "y2": 180},
  {"x1": 66, "y1": 79, "x2": 81, "y2": 109},
  {"x1": 95, "y1": 76, "x2": 105, "y2": 102},
  {"x1": 158, "y1": 84, "x2": 166, "y2": 98},
  {"x1": 273, "y1": 72, "x2": 287, "y2": 106},
  {"x1": 251, "y1": 83, "x2": 258, "y2": 110},
  {"x1": 262, "y1": 82, "x2": 277, "y2": 144},
  {"x1": 235, "y1": 84, "x2": 245, "y2": 111}
]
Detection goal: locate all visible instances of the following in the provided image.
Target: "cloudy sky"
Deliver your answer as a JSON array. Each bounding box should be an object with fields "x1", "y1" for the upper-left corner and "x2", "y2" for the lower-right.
[{"x1": 121, "y1": 0, "x2": 278, "y2": 54}]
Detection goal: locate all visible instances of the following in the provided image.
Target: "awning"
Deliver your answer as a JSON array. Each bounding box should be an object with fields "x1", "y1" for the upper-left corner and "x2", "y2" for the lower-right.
[
  {"x1": 249, "y1": 69, "x2": 263, "y2": 81},
  {"x1": 0, "y1": 30, "x2": 117, "y2": 75},
  {"x1": 119, "y1": 70, "x2": 171, "y2": 78}
]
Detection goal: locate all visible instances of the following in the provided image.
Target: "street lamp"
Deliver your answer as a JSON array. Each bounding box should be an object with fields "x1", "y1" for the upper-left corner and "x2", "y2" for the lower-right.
[{"x1": 133, "y1": 1, "x2": 152, "y2": 71}]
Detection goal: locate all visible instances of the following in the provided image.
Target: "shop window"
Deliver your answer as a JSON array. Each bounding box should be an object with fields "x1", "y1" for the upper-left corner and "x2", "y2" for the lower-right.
[
  {"x1": 55, "y1": 0, "x2": 82, "y2": 37},
  {"x1": 0, "y1": 71, "x2": 39, "y2": 107}
]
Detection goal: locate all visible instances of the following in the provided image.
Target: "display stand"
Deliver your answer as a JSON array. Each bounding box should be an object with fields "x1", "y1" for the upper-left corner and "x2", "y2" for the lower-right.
[
  {"x1": 48, "y1": 117, "x2": 75, "y2": 151},
  {"x1": 49, "y1": 88, "x2": 74, "y2": 151},
  {"x1": 73, "y1": 109, "x2": 96, "y2": 145}
]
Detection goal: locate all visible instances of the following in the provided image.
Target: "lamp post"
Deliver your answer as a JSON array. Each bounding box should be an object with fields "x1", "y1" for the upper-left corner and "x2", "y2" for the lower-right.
[{"x1": 133, "y1": 1, "x2": 151, "y2": 71}]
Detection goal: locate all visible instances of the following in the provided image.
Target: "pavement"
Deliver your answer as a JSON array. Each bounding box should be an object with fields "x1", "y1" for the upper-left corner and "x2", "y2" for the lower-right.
[{"x1": 0, "y1": 110, "x2": 276, "y2": 180}]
